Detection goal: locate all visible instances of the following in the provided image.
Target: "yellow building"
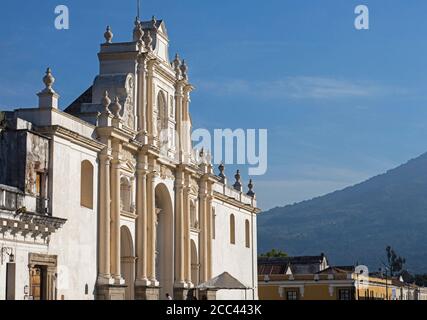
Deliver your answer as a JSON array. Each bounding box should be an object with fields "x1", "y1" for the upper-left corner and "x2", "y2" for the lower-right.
[{"x1": 258, "y1": 256, "x2": 426, "y2": 300}]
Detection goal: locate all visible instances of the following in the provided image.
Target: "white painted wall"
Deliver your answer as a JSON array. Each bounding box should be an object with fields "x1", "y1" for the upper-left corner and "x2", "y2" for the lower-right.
[
  {"x1": 48, "y1": 135, "x2": 99, "y2": 300},
  {"x1": 211, "y1": 192, "x2": 258, "y2": 300}
]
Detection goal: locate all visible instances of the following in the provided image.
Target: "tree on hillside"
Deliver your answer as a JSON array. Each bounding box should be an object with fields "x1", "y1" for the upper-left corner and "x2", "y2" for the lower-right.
[
  {"x1": 260, "y1": 249, "x2": 288, "y2": 258},
  {"x1": 384, "y1": 246, "x2": 406, "y2": 277}
]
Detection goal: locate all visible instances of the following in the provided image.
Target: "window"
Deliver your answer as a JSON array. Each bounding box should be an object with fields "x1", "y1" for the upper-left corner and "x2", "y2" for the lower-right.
[
  {"x1": 35, "y1": 173, "x2": 43, "y2": 196},
  {"x1": 338, "y1": 289, "x2": 352, "y2": 300},
  {"x1": 230, "y1": 214, "x2": 235, "y2": 244},
  {"x1": 80, "y1": 160, "x2": 94, "y2": 209},
  {"x1": 286, "y1": 290, "x2": 298, "y2": 300},
  {"x1": 245, "y1": 219, "x2": 250, "y2": 248}
]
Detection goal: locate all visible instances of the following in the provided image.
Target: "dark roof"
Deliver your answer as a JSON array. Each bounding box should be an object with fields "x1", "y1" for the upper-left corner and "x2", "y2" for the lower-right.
[
  {"x1": 317, "y1": 266, "x2": 354, "y2": 274},
  {"x1": 258, "y1": 255, "x2": 327, "y2": 275},
  {"x1": 258, "y1": 255, "x2": 325, "y2": 265},
  {"x1": 64, "y1": 86, "x2": 93, "y2": 115},
  {"x1": 141, "y1": 19, "x2": 163, "y2": 30}
]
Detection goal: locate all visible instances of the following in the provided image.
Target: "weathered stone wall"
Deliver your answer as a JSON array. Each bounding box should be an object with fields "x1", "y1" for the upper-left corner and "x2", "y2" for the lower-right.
[
  {"x1": 24, "y1": 132, "x2": 49, "y2": 195},
  {"x1": 0, "y1": 130, "x2": 26, "y2": 191},
  {"x1": 0, "y1": 128, "x2": 49, "y2": 195}
]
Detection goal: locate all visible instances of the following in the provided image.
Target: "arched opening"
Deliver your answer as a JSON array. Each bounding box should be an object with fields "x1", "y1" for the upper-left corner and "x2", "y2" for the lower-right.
[
  {"x1": 80, "y1": 160, "x2": 94, "y2": 209},
  {"x1": 245, "y1": 219, "x2": 250, "y2": 248},
  {"x1": 154, "y1": 183, "x2": 174, "y2": 299},
  {"x1": 190, "y1": 240, "x2": 198, "y2": 286},
  {"x1": 120, "y1": 177, "x2": 132, "y2": 212},
  {"x1": 120, "y1": 225, "x2": 135, "y2": 300},
  {"x1": 230, "y1": 214, "x2": 236, "y2": 244}
]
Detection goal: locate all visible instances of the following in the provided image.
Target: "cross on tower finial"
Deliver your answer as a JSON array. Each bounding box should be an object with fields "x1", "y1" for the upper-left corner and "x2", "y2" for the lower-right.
[{"x1": 137, "y1": 0, "x2": 141, "y2": 19}]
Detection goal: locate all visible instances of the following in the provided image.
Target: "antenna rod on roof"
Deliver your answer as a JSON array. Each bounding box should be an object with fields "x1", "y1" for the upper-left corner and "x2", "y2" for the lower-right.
[{"x1": 137, "y1": 0, "x2": 141, "y2": 19}]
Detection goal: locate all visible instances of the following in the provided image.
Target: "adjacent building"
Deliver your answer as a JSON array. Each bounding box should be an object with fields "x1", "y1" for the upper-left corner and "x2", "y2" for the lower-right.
[{"x1": 258, "y1": 255, "x2": 427, "y2": 300}]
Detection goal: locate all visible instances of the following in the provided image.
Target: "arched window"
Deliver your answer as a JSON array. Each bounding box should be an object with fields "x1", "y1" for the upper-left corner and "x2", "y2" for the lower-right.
[
  {"x1": 230, "y1": 214, "x2": 235, "y2": 245},
  {"x1": 245, "y1": 219, "x2": 250, "y2": 248},
  {"x1": 120, "y1": 177, "x2": 132, "y2": 212},
  {"x1": 80, "y1": 160, "x2": 94, "y2": 209}
]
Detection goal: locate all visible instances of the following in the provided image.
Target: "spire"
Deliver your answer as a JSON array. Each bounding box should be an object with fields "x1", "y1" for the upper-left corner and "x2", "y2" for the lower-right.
[
  {"x1": 104, "y1": 26, "x2": 113, "y2": 43},
  {"x1": 37, "y1": 68, "x2": 59, "y2": 109},
  {"x1": 247, "y1": 179, "x2": 255, "y2": 197},
  {"x1": 233, "y1": 170, "x2": 243, "y2": 192},
  {"x1": 137, "y1": 0, "x2": 141, "y2": 20}
]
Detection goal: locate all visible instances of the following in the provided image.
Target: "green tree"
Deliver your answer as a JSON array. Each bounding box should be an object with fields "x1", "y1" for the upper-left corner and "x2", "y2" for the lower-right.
[
  {"x1": 260, "y1": 249, "x2": 288, "y2": 258},
  {"x1": 385, "y1": 246, "x2": 406, "y2": 277}
]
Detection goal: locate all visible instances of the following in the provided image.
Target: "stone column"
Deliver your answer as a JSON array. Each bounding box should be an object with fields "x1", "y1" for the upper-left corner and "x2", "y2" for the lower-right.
[
  {"x1": 207, "y1": 190, "x2": 213, "y2": 279},
  {"x1": 199, "y1": 181, "x2": 208, "y2": 283},
  {"x1": 146, "y1": 60, "x2": 156, "y2": 144},
  {"x1": 135, "y1": 154, "x2": 148, "y2": 286},
  {"x1": 174, "y1": 169, "x2": 186, "y2": 299},
  {"x1": 110, "y1": 153, "x2": 122, "y2": 282},
  {"x1": 174, "y1": 81, "x2": 184, "y2": 160},
  {"x1": 147, "y1": 167, "x2": 159, "y2": 285},
  {"x1": 137, "y1": 57, "x2": 148, "y2": 143},
  {"x1": 184, "y1": 176, "x2": 192, "y2": 286},
  {"x1": 182, "y1": 85, "x2": 193, "y2": 158},
  {"x1": 98, "y1": 153, "x2": 112, "y2": 282}
]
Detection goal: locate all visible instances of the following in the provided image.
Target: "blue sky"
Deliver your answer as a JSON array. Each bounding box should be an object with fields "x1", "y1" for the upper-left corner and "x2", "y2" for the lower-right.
[{"x1": 2, "y1": 1, "x2": 427, "y2": 210}]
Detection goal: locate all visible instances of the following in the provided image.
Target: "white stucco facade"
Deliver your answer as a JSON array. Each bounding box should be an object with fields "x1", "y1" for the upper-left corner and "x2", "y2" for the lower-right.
[{"x1": 0, "y1": 15, "x2": 260, "y2": 300}]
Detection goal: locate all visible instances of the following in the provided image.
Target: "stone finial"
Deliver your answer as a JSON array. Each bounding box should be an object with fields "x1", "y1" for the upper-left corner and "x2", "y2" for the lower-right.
[
  {"x1": 133, "y1": 17, "x2": 144, "y2": 42},
  {"x1": 180, "y1": 59, "x2": 188, "y2": 80},
  {"x1": 199, "y1": 148, "x2": 205, "y2": 162},
  {"x1": 143, "y1": 29, "x2": 153, "y2": 51},
  {"x1": 218, "y1": 162, "x2": 226, "y2": 183},
  {"x1": 247, "y1": 179, "x2": 255, "y2": 197},
  {"x1": 110, "y1": 96, "x2": 122, "y2": 118},
  {"x1": 233, "y1": 169, "x2": 243, "y2": 192},
  {"x1": 152, "y1": 15, "x2": 157, "y2": 28},
  {"x1": 101, "y1": 91, "x2": 112, "y2": 114},
  {"x1": 173, "y1": 53, "x2": 182, "y2": 78},
  {"x1": 104, "y1": 26, "x2": 113, "y2": 43},
  {"x1": 42, "y1": 68, "x2": 55, "y2": 93},
  {"x1": 37, "y1": 67, "x2": 59, "y2": 109}
]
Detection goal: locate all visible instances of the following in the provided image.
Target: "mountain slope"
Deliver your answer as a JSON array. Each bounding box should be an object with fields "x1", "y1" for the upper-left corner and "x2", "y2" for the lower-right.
[{"x1": 258, "y1": 153, "x2": 427, "y2": 273}]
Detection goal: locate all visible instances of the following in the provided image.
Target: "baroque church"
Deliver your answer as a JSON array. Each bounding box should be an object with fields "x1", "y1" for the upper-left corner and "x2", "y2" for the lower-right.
[{"x1": 0, "y1": 16, "x2": 260, "y2": 300}]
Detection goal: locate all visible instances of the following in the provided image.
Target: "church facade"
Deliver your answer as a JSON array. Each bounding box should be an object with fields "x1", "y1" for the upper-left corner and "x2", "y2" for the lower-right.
[{"x1": 0, "y1": 16, "x2": 260, "y2": 300}]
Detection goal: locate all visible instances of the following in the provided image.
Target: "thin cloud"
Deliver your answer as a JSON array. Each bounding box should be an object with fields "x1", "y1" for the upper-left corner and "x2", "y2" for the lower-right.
[{"x1": 197, "y1": 76, "x2": 407, "y2": 100}]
